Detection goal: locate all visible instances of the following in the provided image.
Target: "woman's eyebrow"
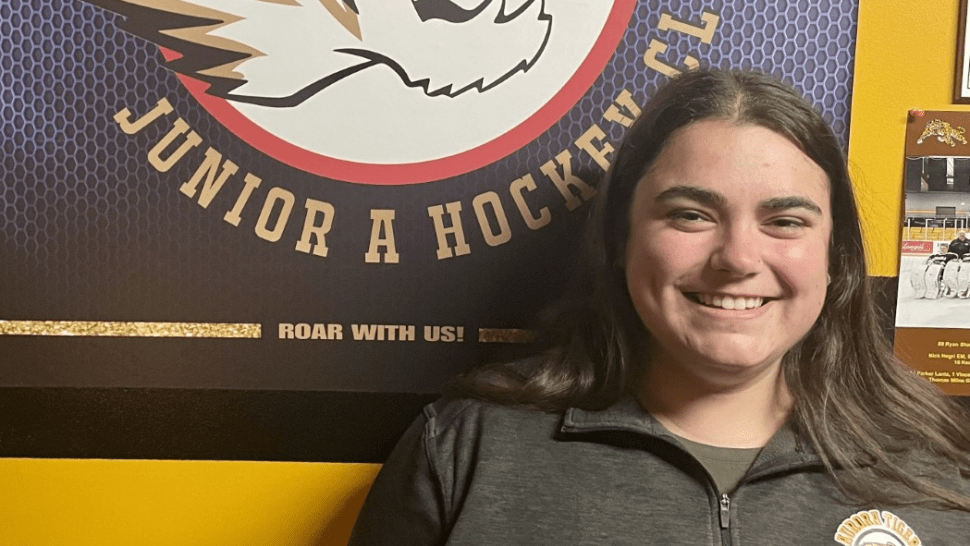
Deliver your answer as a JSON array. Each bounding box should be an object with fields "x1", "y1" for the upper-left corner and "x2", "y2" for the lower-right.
[
  {"x1": 759, "y1": 196, "x2": 823, "y2": 215},
  {"x1": 654, "y1": 186, "x2": 823, "y2": 215},
  {"x1": 654, "y1": 185, "x2": 726, "y2": 207}
]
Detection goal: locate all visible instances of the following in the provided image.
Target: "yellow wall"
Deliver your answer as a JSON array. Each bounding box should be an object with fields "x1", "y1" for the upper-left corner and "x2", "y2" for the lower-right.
[
  {"x1": 0, "y1": 458, "x2": 378, "y2": 546},
  {"x1": 849, "y1": 0, "x2": 970, "y2": 276},
  {"x1": 1, "y1": 2, "x2": 965, "y2": 545}
]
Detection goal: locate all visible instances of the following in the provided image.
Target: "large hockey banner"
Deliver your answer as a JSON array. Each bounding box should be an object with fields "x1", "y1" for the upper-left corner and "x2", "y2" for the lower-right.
[
  {"x1": 0, "y1": 0, "x2": 858, "y2": 460},
  {"x1": 896, "y1": 110, "x2": 970, "y2": 396}
]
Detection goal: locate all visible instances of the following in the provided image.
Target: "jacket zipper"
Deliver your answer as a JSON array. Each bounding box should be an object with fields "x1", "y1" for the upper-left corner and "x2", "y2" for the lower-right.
[
  {"x1": 719, "y1": 493, "x2": 731, "y2": 546},
  {"x1": 653, "y1": 434, "x2": 739, "y2": 546}
]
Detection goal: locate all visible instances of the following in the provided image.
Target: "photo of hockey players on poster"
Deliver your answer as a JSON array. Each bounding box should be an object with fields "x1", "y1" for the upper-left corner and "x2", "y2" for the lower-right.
[
  {"x1": 895, "y1": 111, "x2": 970, "y2": 395},
  {"x1": 897, "y1": 190, "x2": 970, "y2": 326}
]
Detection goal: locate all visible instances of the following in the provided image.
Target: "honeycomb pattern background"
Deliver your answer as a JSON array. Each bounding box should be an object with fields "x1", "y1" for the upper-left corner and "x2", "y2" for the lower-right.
[{"x1": 0, "y1": 0, "x2": 858, "y2": 391}]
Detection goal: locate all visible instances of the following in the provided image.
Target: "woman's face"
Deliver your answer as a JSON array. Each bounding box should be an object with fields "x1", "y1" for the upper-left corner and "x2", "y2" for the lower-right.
[{"x1": 624, "y1": 120, "x2": 832, "y2": 380}]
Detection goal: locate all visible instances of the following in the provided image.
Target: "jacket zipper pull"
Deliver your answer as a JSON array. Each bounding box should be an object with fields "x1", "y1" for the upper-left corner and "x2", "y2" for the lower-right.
[{"x1": 719, "y1": 493, "x2": 731, "y2": 529}]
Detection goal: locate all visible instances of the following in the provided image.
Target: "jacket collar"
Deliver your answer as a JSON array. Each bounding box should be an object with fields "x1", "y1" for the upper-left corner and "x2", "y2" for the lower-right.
[
  {"x1": 560, "y1": 396, "x2": 662, "y2": 436},
  {"x1": 559, "y1": 397, "x2": 824, "y2": 475}
]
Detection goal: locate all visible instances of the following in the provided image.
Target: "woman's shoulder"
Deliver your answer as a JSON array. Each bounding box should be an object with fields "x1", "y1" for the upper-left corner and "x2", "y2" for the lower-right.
[{"x1": 421, "y1": 396, "x2": 563, "y2": 443}]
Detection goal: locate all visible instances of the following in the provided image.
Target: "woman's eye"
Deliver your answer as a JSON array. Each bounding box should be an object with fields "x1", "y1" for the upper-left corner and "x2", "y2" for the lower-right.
[
  {"x1": 668, "y1": 210, "x2": 707, "y2": 222},
  {"x1": 765, "y1": 217, "x2": 810, "y2": 236},
  {"x1": 665, "y1": 209, "x2": 713, "y2": 230},
  {"x1": 769, "y1": 217, "x2": 805, "y2": 228}
]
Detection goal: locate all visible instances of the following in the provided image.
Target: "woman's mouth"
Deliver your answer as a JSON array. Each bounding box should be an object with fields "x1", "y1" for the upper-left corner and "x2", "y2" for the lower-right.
[{"x1": 685, "y1": 292, "x2": 770, "y2": 310}]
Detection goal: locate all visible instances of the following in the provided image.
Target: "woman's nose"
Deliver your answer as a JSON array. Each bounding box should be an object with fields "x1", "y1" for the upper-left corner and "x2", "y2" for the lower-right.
[{"x1": 708, "y1": 226, "x2": 763, "y2": 277}]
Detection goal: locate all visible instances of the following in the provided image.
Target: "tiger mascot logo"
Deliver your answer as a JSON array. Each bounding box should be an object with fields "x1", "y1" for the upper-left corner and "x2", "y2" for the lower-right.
[
  {"x1": 916, "y1": 118, "x2": 967, "y2": 147},
  {"x1": 82, "y1": 0, "x2": 631, "y2": 183},
  {"x1": 86, "y1": 0, "x2": 552, "y2": 106}
]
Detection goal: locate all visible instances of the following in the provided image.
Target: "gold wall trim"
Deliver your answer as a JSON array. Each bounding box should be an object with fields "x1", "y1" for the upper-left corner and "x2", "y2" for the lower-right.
[
  {"x1": 0, "y1": 320, "x2": 261, "y2": 338},
  {"x1": 477, "y1": 328, "x2": 535, "y2": 344}
]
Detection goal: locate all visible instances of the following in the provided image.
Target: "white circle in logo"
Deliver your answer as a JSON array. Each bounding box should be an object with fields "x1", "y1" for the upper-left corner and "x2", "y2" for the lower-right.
[{"x1": 177, "y1": 0, "x2": 635, "y2": 183}]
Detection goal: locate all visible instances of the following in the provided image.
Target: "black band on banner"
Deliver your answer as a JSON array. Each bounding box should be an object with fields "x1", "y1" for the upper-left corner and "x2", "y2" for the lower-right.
[{"x1": 0, "y1": 388, "x2": 438, "y2": 463}]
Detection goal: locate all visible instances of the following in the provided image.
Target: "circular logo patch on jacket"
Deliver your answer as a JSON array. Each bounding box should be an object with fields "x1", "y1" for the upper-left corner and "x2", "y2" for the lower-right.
[{"x1": 833, "y1": 510, "x2": 921, "y2": 546}]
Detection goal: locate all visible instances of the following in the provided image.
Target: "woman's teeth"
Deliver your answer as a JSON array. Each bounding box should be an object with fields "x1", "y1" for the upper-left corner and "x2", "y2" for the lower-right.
[{"x1": 693, "y1": 293, "x2": 765, "y2": 310}]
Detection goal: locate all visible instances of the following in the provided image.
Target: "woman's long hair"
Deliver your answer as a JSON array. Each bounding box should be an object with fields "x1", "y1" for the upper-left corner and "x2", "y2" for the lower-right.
[{"x1": 448, "y1": 69, "x2": 970, "y2": 509}]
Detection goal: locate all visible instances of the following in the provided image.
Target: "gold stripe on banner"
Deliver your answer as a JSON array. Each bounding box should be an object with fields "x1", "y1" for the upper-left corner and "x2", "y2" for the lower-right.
[
  {"x1": 477, "y1": 328, "x2": 535, "y2": 344},
  {"x1": 0, "y1": 320, "x2": 261, "y2": 338}
]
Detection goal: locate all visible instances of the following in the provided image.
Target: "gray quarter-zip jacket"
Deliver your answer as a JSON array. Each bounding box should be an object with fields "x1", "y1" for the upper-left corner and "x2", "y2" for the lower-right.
[{"x1": 349, "y1": 397, "x2": 970, "y2": 545}]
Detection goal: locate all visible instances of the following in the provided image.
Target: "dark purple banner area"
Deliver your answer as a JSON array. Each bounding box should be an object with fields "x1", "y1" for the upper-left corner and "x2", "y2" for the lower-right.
[{"x1": 0, "y1": 0, "x2": 859, "y2": 460}]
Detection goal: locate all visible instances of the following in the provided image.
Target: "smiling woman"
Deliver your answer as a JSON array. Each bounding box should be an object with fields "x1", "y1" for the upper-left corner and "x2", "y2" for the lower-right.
[
  {"x1": 624, "y1": 120, "x2": 832, "y2": 448},
  {"x1": 348, "y1": 70, "x2": 970, "y2": 545}
]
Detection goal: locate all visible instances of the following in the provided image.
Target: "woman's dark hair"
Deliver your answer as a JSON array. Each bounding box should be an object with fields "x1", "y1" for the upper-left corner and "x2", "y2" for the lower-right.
[{"x1": 449, "y1": 69, "x2": 970, "y2": 509}]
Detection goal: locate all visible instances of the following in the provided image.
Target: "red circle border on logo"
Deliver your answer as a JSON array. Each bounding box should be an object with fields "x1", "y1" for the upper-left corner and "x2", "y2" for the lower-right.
[{"x1": 166, "y1": 0, "x2": 636, "y2": 185}]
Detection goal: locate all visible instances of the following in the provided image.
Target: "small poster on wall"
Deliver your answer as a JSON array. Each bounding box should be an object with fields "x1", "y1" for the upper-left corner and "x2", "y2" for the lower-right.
[
  {"x1": 895, "y1": 110, "x2": 970, "y2": 395},
  {"x1": 957, "y1": 0, "x2": 970, "y2": 103}
]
